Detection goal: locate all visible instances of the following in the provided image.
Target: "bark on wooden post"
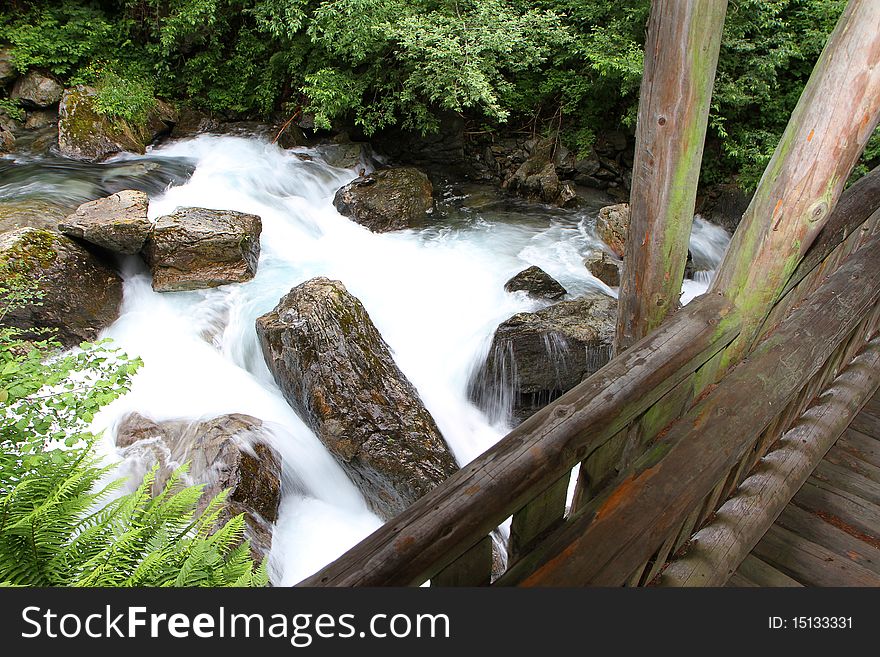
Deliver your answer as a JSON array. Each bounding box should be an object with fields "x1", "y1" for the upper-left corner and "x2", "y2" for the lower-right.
[
  {"x1": 710, "y1": 0, "x2": 880, "y2": 363},
  {"x1": 615, "y1": 0, "x2": 728, "y2": 353}
]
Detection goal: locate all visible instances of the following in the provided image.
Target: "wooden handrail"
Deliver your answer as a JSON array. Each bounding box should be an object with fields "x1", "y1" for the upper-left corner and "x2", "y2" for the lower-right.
[
  {"x1": 299, "y1": 293, "x2": 741, "y2": 586},
  {"x1": 498, "y1": 233, "x2": 880, "y2": 586}
]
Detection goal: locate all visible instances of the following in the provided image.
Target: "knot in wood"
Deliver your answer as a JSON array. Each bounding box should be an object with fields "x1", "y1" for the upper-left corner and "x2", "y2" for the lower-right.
[
  {"x1": 808, "y1": 200, "x2": 829, "y2": 223},
  {"x1": 657, "y1": 116, "x2": 667, "y2": 126}
]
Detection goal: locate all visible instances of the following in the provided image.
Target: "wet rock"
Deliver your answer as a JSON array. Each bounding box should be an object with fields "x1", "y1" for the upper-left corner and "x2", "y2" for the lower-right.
[
  {"x1": 256, "y1": 277, "x2": 458, "y2": 519},
  {"x1": 59, "y1": 190, "x2": 151, "y2": 254},
  {"x1": 172, "y1": 107, "x2": 221, "y2": 138},
  {"x1": 0, "y1": 228, "x2": 122, "y2": 347},
  {"x1": 317, "y1": 142, "x2": 371, "y2": 169},
  {"x1": 504, "y1": 266, "x2": 567, "y2": 300},
  {"x1": 0, "y1": 124, "x2": 13, "y2": 153},
  {"x1": 11, "y1": 70, "x2": 62, "y2": 108},
  {"x1": 596, "y1": 203, "x2": 630, "y2": 257},
  {"x1": 24, "y1": 108, "x2": 58, "y2": 130},
  {"x1": 697, "y1": 182, "x2": 751, "y2": 233},
  {"x1": 276, "y1": 122, "x2": 308, "y2": 149},
  {"x1": 115, "y1": 412, "x2": 282, "y2": 563},
  {"x1": 333, "y1": 167, "x2": 434, "y2": 233},
  {"x1": 57, "y1": 85, "x2": 176, "y2": 161},
  {"x1": 0, "y1": 199, "x2": 69, "y2": 234},
  {"x1": 0, "y1": 48, "x2": 15, "y2": 87},
  {"x1": 142, "y1": 207, "x2": 262, "y2": 292},
  {"x1": 584, "y1": 251, "x2": 621, "y2": 287},
  {"x1": 471, "y1": 293, "x2": 616, "y2": 424}
]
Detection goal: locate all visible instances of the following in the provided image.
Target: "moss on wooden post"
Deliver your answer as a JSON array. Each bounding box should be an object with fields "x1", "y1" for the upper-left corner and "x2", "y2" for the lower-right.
[
  {"x1": 710, "y1": 0, "x2": 880, "y2": 365},
  {"x1": 615, "y1": 0, "x2": 728, "y2": 353}
]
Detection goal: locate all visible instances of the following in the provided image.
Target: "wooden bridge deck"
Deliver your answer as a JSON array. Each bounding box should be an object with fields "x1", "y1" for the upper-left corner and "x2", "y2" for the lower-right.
[{"x1": 729, "y1": 390, "x2": 880, "y2": 587}]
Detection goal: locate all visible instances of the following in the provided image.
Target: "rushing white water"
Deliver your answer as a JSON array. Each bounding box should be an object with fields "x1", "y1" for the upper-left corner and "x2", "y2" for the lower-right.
[{"x1": 42, "y1": 133, "x2": 731, "y2": 585}]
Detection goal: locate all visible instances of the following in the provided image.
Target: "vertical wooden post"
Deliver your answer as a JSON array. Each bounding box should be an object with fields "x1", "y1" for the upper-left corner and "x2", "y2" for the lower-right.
[
  {"x1": 615, "y1": 0, "x2": 728, "y2": 353},
  {"x1": 710, "y1": 0, "x2": 880, "y2": 363}
]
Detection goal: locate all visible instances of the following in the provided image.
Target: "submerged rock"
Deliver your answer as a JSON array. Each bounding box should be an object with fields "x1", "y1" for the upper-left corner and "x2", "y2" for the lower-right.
[
  {"x1": 333, "y1": 167, "x2": 433, "y2": 233},
  {"x1": 256, "y1": 277, "x2": 458, "y2": 519},
  {"x1": 471, "y1": 293, "x2": 616, "y2": 424},
  {"x1": 57, "y1": 85, "x2": 176, "y2": 161},
  {"x1": 142, "y1": 207, "x2": 262, "y2": 292},
  {"x1": 115, "y1": 412, "x2": 282, "y2": 563},
  {"x1": 0, "y1": 199, "x2": 70, "y2": 234},
  {"x1": 584, "y1": 251, "x2": 621, "y2": 287},
  {"x1": 504, "y1": 266, "x2": 567, "y2": 300},
  {"x1": 0, "y1": 228, "x2": 122, "y2": 347},
  {"x1": 11, "y1": 70, "x2": 62, "y2": 108},
  {"x1": 596, "y1": 203, "x2": 630, "y2": 257},
  {"x1": 59, "y1": 190, "x2": 151, "y2": 254}
]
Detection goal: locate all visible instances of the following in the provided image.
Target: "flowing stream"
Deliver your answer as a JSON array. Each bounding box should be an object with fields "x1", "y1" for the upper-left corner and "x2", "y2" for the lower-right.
[{"x1": 1, "y1": 134, "x2": 730, "y2": 584}]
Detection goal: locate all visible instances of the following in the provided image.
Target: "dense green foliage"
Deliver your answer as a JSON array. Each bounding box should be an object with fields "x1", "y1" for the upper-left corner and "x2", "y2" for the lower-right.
[
  {"x1": 1, "y1": 0, "x2": 878, "y2": 189},
  {"x1": 0, "y1": 267, "x2": 267, "y2": 586}
]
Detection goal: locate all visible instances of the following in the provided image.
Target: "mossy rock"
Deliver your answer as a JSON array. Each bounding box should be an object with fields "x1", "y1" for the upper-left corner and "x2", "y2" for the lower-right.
[
  {"x1": 0, "y1": 198, "x2": 71, "y2": 235},
  {"x1": 0, "y1": 227, "x2": 123, "y2": 347},
  {"x1": 57, "y1": 85, "x2": 175, "y2": 162}
]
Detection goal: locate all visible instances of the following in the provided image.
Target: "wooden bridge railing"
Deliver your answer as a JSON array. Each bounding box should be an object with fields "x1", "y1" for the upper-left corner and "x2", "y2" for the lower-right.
[
  {"x1": 299, "y1": 182, "x2": 880, "y2": 587},
  {"x1": 299, "y1": 0, "x2": 880, "y2": 587}
]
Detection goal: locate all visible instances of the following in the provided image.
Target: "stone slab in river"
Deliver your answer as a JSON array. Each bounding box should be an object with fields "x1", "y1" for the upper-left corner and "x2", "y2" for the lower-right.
[
  {"x1": 256, "y1": 277, "x2": 459, "y2": 519},
  {"x1": 333, "y1": 167, "x2": 433, "y2": 233},
  {"x1": 115, "y1": 412, "x2": 282, "y2": 563},
  {"x1": 59, "y1": 190, "x2": 151, "y2": 254},
  {"x1": 471, "y1": 292, "x2": 616, "y2": 423},
  {"x1": 0, "y1": 228, "x2": 122, "y2": 347},
  {"x1": 143, "y1": 207, "x2": 262, "y2": 292}
]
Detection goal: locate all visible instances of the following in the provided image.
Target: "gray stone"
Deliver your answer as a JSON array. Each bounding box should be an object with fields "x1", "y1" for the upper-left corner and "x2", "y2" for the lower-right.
[
  {"x1": 584, "y1": 251, "x2": 621, "y2": 287},
  {"x1": 142, "y1": 207, "x2": 262, "y2": 292},
  {"x1": 59, "y1": 190, "x2": 151, "y2": 254},
  {"x1": 11, "y1": 70, "x2": 62, "y2": 108},
  {"x1": 333, "y1": 167, "x2": 434, "y2": 233},
  {"x1": 116, "y1": 412, "x2": 282, "y2": 563},
  {"x1": 504, "y1": 266, "x2": 567, "y2": 300},
  {"x1": 596, "y1": 203, "x2": 630, "y2": 258},
  {"x1": 471, "y1": 293, "x2": 616, "y2": 423},
  {"x1": 24, "y1": 108, "x2": 58, "y2": 130},
  {"x1": 256, "y1": 277, "x2": 458, "y2": 519}
]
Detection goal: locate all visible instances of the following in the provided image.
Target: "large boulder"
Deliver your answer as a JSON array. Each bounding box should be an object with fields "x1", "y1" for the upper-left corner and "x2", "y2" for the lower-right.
[
  {"x1": 471, "y1": 293, "x2": 616, "y2": 424},
  {"x1": 0, "y1": 228, "x2": 122, "y2": 347},
  {"x1": 256, "y1": 277, "x2": 458, "y2": 519},
  {"x1": 504, "y1": 265, "x2": 567, "y2": 300},
  {"x1": 59, "y1": 190, "x2": 151, "y2": 254},
  {"x1": 317, "y1": 142, "x2": 371, "y2": 169},
  {"x1": 0, "y1": 124, "x2": 13, "y2": 153},
  {"x1": 142, "y1": 207, "x2": 262, "y2": 292},
  {"x1": 0, "y1": 48, "x2": 15, "y2": 87},
  {"x1": 333, "y1": 167, "x2": 433, "y2": 233},
  {"x1": 115, "y1": 412, "x2": 282, "y2": 563},
  {"x1": 11, "y1": 70, "x2": 62, "y2": 108},
  {"x1": 57, "y1": 85, "x2": 177, "y2": 162},
  {"x1": 596, "y1": 203, "x2": 630, "y2": 257}
]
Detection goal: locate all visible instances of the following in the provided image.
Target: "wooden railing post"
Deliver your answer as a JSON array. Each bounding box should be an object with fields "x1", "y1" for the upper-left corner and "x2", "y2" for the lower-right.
[
  {"x1": 615, "y1": 0, "x2": 727, "y2": 353},
  {"x1": 710, "y1": 0, "x2": 880, "y2": 364}
]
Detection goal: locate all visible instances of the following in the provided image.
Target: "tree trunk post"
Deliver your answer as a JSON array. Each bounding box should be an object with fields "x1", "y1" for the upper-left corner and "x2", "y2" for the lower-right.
[
  {"x1": 710, "y1": 0, "x2": 880, "y2": 364},
  {"x1": 615, "y1": 0, "x2": 728, "y2": 353}
]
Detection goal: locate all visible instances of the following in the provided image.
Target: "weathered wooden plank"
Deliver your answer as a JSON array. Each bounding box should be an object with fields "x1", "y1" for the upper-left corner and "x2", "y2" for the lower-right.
[
  {"x1": 496, "y1": 238, "x2": 880, "y2": 587},
  {"x1": 710, "y1": 0, "x2": 880, "y2": 363},
  {"x1": 850, "y1": 412, "x2": 880, "y2": 440},
  {"x1": 507, "y1": 474, "x2": 569, "y2": 564},
  {"x1": 793, "y1": 479, "x2": 880, "y2": 542},
  {"x1": 813, "y1": 459, "x2": 880, "y2": 507},
  {"x1": 826, "y1": 444, "x2": 880, "y2": 485},
  {"x1": 725, "y1": 572, "x2": 758, "y2": 587},
  {"x1": 775, "y1": 504, "x2": 880, "y2": 576},
  {"x1": 657, "y1": 342, "x2": 880, "y2": 586},
  {"x1": 615, "y1": 0, "x2": 728, "y2": 351},
  {"x1": 753, "y1": 524, "x2": 880, "y2": 587},
  {"x1": 299, "y1": 294, "x2": 740, "y2": 586},
  {"x1": 431, "y1": 537, "x2": 493, "y2": 587},
  {"x1": 780, "y1": 167, "x2": 880, "y2": 298},
  {"x1": 735, "y1": 554, "x2": 803, "y2": 588},
  {"x1": 838, "y1": 428, "x2": 880, "y2": 469}
]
